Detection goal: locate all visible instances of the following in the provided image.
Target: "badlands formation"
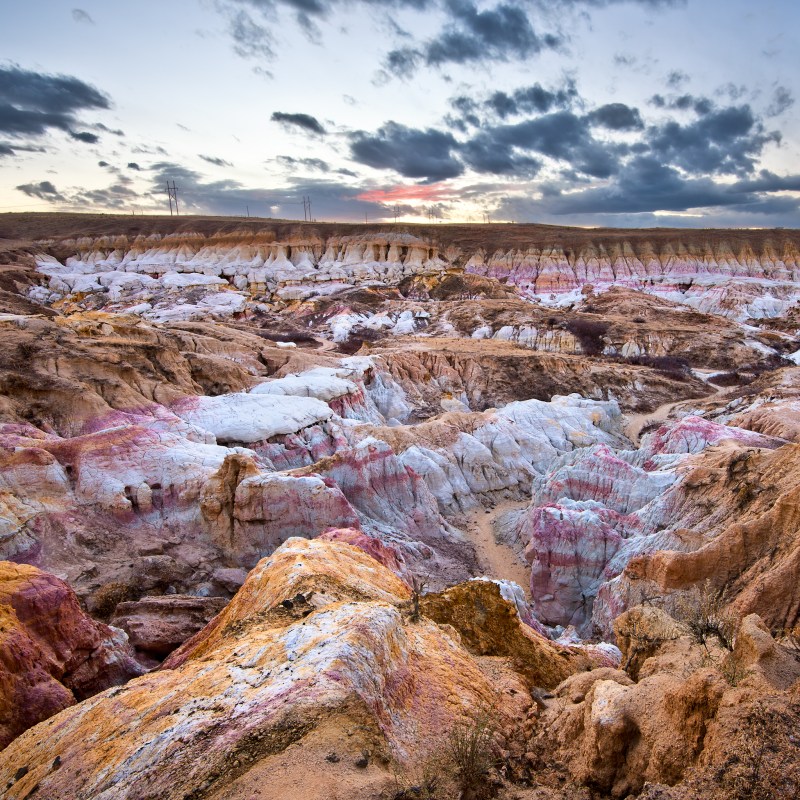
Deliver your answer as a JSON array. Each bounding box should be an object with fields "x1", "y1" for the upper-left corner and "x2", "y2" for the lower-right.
[{"x1": 0, "y1": 213, "x2": 799, "y2": 799}]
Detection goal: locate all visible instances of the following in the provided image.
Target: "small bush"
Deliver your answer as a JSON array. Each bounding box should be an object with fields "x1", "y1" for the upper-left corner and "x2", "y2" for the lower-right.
[
  {"x1": 256, "y1": 329, "x2": 318, "y2": 345},
  {"x1": 709, "y1": 371, "x2": 747, "y2": 387},
  {"x1": 447, "y1": 711, "x2": 500, "y2": 800},
  {"x1": 337, "y1": 325, "x2": 387, "y2": 355},
  {"x1": 566, "y1": 318, "x2": 609, "y2": 356},
  {"x1": 90, "y1": 581, "x2": 139, "y2": 620},
  {"x1": 674, "y1": 580, "x2": 736, "y2": 651},
  {"x1": 623, "y1": 354, "x2": 691, "y2": 380}
]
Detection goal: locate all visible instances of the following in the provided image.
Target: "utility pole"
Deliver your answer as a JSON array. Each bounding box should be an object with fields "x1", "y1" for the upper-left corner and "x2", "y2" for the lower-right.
[
  {"x1": 246, "y1": 205, "x2": 250, "y2": 218},
  {"x1": 301, "y1": 195, "x2": 313, "y2": 222},
  {"x1": 393, "y1": 204, "x2": 400, "y2": 224},
  {"x1": 165, "y1": 181, "x2": 179, "y2": 216}
]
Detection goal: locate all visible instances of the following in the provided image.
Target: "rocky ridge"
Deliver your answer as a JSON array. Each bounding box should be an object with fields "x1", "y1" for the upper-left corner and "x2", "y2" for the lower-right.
[{"x1": 0, "y1": 215, "x2": 799, "y2": 798}]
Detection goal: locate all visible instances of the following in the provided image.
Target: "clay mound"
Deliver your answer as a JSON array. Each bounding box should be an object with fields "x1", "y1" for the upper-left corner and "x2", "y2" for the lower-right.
[
  {"x1": 374, "y1": 338, "x2": 712, "y2": 414},
  {"x1": 0, "y1": 561, "x2": 143, "y2": 748},
  {"x1": 419, "y1": 579, "x2": 592, "y2": 687},
  {"x1": 110, "y1": 595, "x2": 228, "y2": 659},
  {"x1": 398, "y1": 270, "x2": 515, "y2": 301},
  {"x1": 621, "y1": 442, "x2": 800, "y2": 632},
  {"x1": 533, "y1": 604, "x2": 800, "y2": 799},
  {"x1": 0, "y1": 537, "x2": 551, "y2": 799}
]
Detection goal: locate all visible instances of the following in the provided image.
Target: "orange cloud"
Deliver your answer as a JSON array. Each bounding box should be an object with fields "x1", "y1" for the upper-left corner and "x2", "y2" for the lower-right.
[{"x1": 356, "y1": 183, "x2": 455, "y2": 203}]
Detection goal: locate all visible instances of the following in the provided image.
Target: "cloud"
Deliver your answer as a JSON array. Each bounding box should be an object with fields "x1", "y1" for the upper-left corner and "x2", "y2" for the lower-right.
[
  {"x1": 127, "y1": 162, "x2": 141, "y2": 170},
  {"x1": 650, "y1": 93, "x2": 712, "y2": 115},
  {"x1": 494, "y1": 156, "x2": 800, "y2": 224},
  {"x1": 767, "y1": 86, "x2": 794, "y2": 118},
  {"x1": 199, "y1": 154, "x2": 234, "y2": 167},
  {"x1": 587, "y1": 103, "x2": 644, "y2": 131},
  {"x1": 218, "y1": 0, "x2": 680, "y2": 77},
  {"x1": 94, "y1": 122, "x2": 125, "y2": 136},
  {"x1": 483, "y1": 80, "x2": 579, "y2": 120},
  {"x1": 0, "y1": 66, "x2": 110, "y2": 140},
  {"x1": 15, "y1": 180, "x2": 66, "y2": 201},
  {"x1": 71, "y1": 8, "x2": 94, "y2": 24},
  {"x1": 647, "y1": 104, "x2": 780, "y2": 176},
  {"x1": 271, "y1": 111, "x2": 326, "y2": 135},
  {"x1": 145, "y1": 160, "x2": 396, "y2": 220},
  {"x1": 98, "y1": 160, "x2": 110, "y2": 167},
  {"x1": 468, "y1": 111, "x2": 623, "y2": 178},
  {"x1": 275, "y1": 155, "x2": 331, "y2": 171},
  {"x1": 131, "y1": 144, "x2": 168, "y2": 155},
  {"x1": 69, "y1": 130, "x2": 99, "y2": 144},
  {"x1": 228, "y1": 9, "x2": 275, "y2": 60},
  {"x1": 385, "y1": 0, "x2": 561, "y2": 77},
  {"x1": 0, "y1": 141, "x2": 46, "y2": 158},
  {"x1": 666, "y1": 69, "x2": 689, "y2": 89},
  {"x1": 357, "y1": 183, "x2": 456, "y2": 203},
  {"x1": 350, "y1": 122, "x2": 463, "y2": 181}
]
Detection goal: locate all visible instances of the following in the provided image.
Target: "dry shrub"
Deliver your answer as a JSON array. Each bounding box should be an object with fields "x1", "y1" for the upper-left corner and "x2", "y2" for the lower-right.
[
  {"x1": 722, "y1": 702, "x2": 800, "y2": 800},
  {"x1": 337, "y1": 325, "x2": 387, "y2": 355},
  {"x1": 89, "y1": 581, "x2": 139, "y2": 620},
  {"x1": 674, "y1": 580, "x2": 736, "y2": 651},
  {"x1": 392, "y1": 711, "x2": 501, "y2": 800},
  {"x1": 565, "y1": 318, "x2": 608, "y2": 355},
  {"x1": 623, "y1": 354, "x2": 691, "y2": 381},
  {"x1": 446, "y1": 711, "x2": 500, "y2": 800}
]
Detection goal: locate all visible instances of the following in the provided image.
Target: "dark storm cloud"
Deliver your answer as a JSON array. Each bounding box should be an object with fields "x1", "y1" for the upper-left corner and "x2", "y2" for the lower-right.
[
  {"x1": 0, "y1": 141, "x2": 46, "y2": 158},
  {"x1": 647, "y1": 104, "x2": 780, "y2": 176},
  {"x1": 496, "y1": 157, "x2": 800, "y2": 220},
  {"x1": 733, "y1": 170, "x2": 800, "y2": 193},
  {"x1": 586, "y1": 103, "x2": 643, "y2": 131},
  {"x1": 350, "y1": 122, "x2": 463, "y2": 181},
  {"x1": 0, "y1": 66, "x2": 110, "y2": 141},
  {"x1": 461, "y1": 135, "x2": 542, "y2": 176},
  {"x1": 69, "y1": 130, "x2": 99, "y2": 144},
  {"x1": 15, "y1": 180, "x2": 66, "y2": 201},
  {"x1": 0, "y1": 66, "x2": 109, "y2": 119},
  {"x1": 468, "y1": 111, "x2": 623, "y2": 178},
  {"x1": 446, "y1": 80, "x2": 579, "y2": 135},
  {"x1": 199, "y1": 154, "x2": 234, "y2": 167},
  {"x1": 219, "y1": 0, "x2": 683, "y2": 78},
  {"x1": 351, "y1": 104, "x2": 628, "y2": 182},
  {"x1": 483, "y1": 81, "x2": 579, "y2": 120},
  {"x1": 385, "y1": 0, "x2": 561, "y2": 76},
  {"x1": 271, "y1": 111, "x2": 326, "y2": 135}
]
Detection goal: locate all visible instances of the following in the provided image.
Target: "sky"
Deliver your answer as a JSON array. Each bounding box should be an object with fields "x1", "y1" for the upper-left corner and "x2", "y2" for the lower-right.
[{"x1": 0, "y1": 0, "x2": 798, "y2": 227}]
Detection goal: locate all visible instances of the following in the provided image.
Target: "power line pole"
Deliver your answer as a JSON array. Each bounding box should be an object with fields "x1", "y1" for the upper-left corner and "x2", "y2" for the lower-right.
[
  {"x1": 165, "y1": 181, "x2": 179, "y2": 216},
  {"x1": 393, "y1": 204, "x2": 400, "y2": 223}
]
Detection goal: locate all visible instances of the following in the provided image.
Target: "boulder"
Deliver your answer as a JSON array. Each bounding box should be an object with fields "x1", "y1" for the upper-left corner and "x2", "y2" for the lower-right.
[{"x1": 0, "y1": 561, "x2": 143, "y2": 748}]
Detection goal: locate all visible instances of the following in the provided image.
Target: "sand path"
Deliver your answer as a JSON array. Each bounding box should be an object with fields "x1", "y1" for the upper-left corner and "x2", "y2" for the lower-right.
[{"x1": 462, "y1": 499, "x2": 531, "y2": 594}]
